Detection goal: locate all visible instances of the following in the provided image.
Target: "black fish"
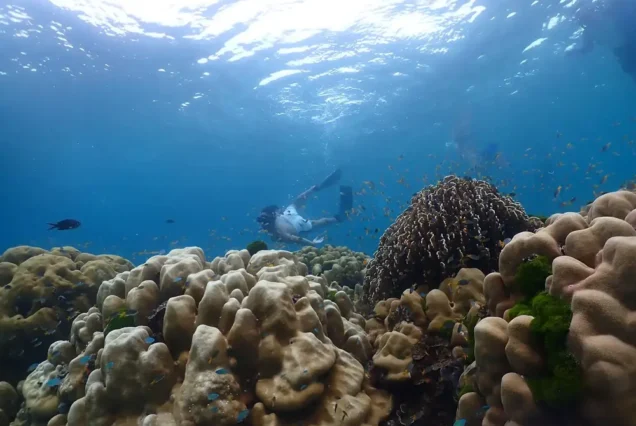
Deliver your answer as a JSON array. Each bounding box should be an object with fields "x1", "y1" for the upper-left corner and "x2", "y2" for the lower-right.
[
  {"x1": 48, "y1": 219, "x2": 80, "y2": 230},
  {"x1": 165, "y1": 219, "x2": 175, "y2": 224}
]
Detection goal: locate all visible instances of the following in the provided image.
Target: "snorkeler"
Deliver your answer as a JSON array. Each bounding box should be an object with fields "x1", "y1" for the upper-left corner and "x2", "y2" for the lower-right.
[
  {"x1": 568, "y1": 0, "x2": 636, "y2": 82},
  {"x1": 257, "y1": 169, "x2": 353, "y2": 246}
]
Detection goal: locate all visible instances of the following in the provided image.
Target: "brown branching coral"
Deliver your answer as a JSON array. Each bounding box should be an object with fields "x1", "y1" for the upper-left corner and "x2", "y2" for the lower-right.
[{"x1": 363, "y1": 176, "x2": 538, "y2": 307}]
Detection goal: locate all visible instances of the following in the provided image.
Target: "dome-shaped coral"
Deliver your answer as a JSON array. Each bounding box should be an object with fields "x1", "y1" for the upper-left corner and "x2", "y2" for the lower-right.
[{"x1": 363, "y1": 175, "x2": 538, "y2": 307}]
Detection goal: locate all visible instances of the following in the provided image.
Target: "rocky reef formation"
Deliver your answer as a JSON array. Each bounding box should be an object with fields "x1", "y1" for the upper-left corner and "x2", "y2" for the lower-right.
[
  {"x1": 363, "y1": 175, "x2": 541, "y2": 308},
  {"x1": 4, "y1": 247, "x2": 390, "y2": 426},
  {"x1": 458, "y1": 190, "x2": 636, "y2": 426},
  {"x1": 0, "y1": 246, "x2": 133, "y2": 385}
]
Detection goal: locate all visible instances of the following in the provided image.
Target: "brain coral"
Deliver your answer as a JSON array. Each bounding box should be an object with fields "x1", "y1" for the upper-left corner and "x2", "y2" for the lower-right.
[
  {"x1": 363, "y1": 175, "x2": 539, "y2": 307},
  {"x1": 0, "y1": 246, "x2": 133, "y2": 385}
]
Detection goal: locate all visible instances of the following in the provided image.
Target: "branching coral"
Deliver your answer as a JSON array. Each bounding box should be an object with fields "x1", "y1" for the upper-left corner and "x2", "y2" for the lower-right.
[{"x1": 363, "y1": 175, "x2": 539, "y2": 308}]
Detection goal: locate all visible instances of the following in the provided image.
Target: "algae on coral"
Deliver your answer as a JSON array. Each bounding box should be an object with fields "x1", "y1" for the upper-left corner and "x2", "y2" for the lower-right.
[
  {"x1": 511, "y1": 291, "x2": 583, "y2": 408},
  {"x1": 513, "y1": 255, "x2": 552, "y2": 301}
]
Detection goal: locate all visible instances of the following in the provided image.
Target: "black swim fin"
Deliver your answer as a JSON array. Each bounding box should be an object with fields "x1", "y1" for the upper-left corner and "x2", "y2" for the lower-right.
[
  {"x1": 315, "y1": 169, "x2": 342, "y2": 191},
  {"x1": 335, "y1": 185, "x2": 353, "y2": 222}
]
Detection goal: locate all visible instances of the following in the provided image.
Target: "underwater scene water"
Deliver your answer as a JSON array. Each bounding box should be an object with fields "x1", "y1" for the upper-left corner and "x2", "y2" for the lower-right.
[
  {"x1": 1, "y1": 0, "x2": 635, "y2": 260},
  {"x1": 1, "y1": 0, "x2": 636, "y2": 425}
]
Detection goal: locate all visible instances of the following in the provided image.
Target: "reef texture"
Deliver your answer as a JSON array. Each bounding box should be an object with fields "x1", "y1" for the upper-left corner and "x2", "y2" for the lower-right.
[
  {"x1": 460, "y1": 190, "x2": 636, "y2": 426},
  {"x1": 6, "y1": 247, "x2": 391, "y2": 426},
  {"x1": 296, "y1": 245, "x2": 369, "y2": 313},
  {"x1": 296, "y1": 244, "x2": 370, "y2": 288},
  {"x1": 363, "y1": 175, "x2": 540, "y2": 308},
  {"x1": 361, "y1": 267, "x2": 487, "y2": 426},
  {"x1": 0, "y1": 246, "x2": 133, "y2": 385}
]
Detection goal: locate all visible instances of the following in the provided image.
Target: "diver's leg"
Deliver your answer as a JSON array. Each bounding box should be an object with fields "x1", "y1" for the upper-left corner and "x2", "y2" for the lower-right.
[
  {"x1": 293, "y1": 186, "x2": 318, "y2": 206},
  {"x1": 334, "y1": 185, "x2": 353, "y2": 222},
  {"x1": 314, "y1": 169, "x2": 342, "y2": 191},
  {"x1": 293, "y1": 169, "x2": 342, "y2": 206},
  {"x1": 310, "y1": 217, "x2": 338, "y2": 228}
]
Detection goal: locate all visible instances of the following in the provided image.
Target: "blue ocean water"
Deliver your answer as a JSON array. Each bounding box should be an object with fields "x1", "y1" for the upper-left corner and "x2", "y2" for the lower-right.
[{"x1": 1, "y1": 0, "x2": 635, "y2": 262}]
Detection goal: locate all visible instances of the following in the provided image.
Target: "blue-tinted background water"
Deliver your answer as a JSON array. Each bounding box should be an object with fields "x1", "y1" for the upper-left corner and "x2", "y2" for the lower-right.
[{"x1": 1, "y1": 0, "x2": 635, "y2": 263}]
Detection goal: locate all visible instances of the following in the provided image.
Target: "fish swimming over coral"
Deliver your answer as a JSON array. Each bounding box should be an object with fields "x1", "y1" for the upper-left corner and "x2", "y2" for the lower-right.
[{"x1": 47, "y1": 219, "x2": 81, "y2": 230}]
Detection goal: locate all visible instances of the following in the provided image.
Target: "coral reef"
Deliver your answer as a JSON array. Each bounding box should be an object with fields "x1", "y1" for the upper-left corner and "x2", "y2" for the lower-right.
[
  {"x1": 5, "y1": 247, "x2": 390, "y2": 426},
  {"x1": 364, "y1": 267, "x2": 486, "y2": 426},
  {"x1": 0, "y1": 246, "x2": 133, "y2": 385},
  {"x1": 363, "y1": 175, "x2": 540, "y2": 308},
  {"x1": 459, "y1": 189, "x2": 636, "y2": 426},
  {"x1": 5, "y1": 189, "x2": 636, "y2": 426},
  {"x1": 295, "y1": 244, "x2": 370, "y2": 288}
]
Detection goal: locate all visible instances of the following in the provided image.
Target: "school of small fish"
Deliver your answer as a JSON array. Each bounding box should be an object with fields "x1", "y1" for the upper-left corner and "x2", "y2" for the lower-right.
[{"x1": 47, "y1": 116, "x2": 634, "y2": 263}]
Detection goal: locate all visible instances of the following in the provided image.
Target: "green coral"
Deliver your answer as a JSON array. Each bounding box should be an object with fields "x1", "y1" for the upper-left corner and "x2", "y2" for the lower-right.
[
  {"x1": 246, "y1": 240, "x2": 268, "y2": 256},
  {"x1": 507, "y1": 256, "x2": 582, "y2": 408},
  {"x1": 507, "y1": 302, "x2": 532, "y2": 319},
  {"x1": 527, "y1": 351, "x2": 582, "y2": 408},
  {"x1": 511, "y1": 291, "x2": 583, "y2": 408},
  {"x1": 514, "y1": 255, "x2": 552, "y2": 301},
  {"x1": 530, "y1": 292, "x2": 572, "y2": 350}
]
